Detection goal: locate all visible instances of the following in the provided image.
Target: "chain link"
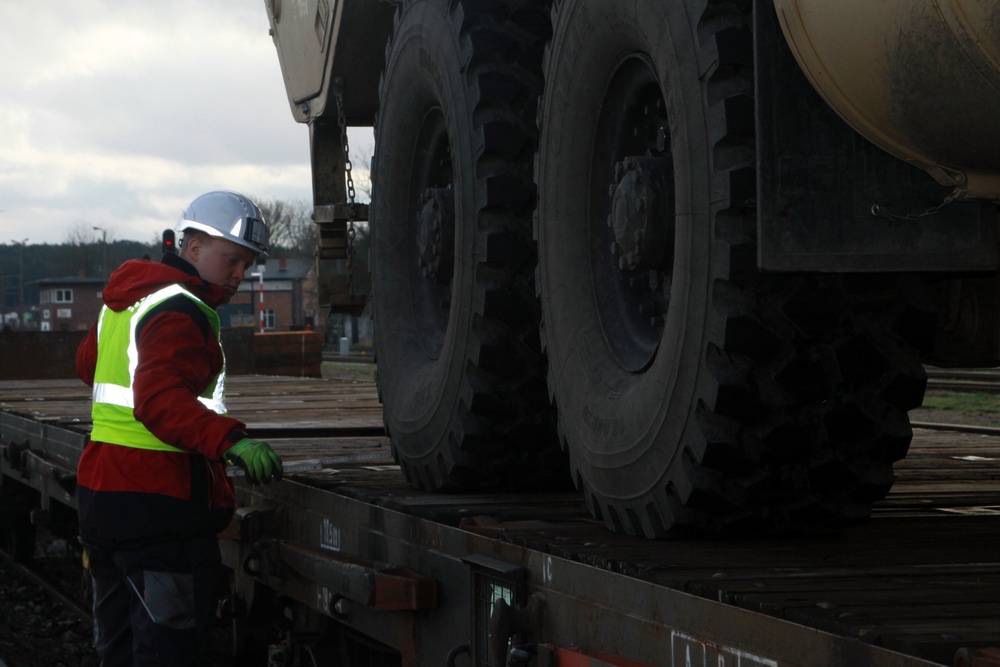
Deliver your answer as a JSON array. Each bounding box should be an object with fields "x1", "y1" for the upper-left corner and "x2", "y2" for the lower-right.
[
  {"x1": 333, "y1": 78, "x2": 357, "y2": 297},
  {"x1": 871, "y1": 189, "x2": 965, "y2": 222}
]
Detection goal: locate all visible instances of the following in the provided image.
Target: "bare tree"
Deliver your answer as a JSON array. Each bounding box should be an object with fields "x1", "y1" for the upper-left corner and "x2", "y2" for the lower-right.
[
  {"x1": 65, "y1": 223, "x2": 113, "y2": 246},
  {"x1": 63, "y1": 224, "x2": 115, "y2": 277},
  {"x1": 349, "y1": 150, "x2": 373, "y2": 203},
  {"x1": 254, "y1": 197, "x2": 315, "y2": 257}
]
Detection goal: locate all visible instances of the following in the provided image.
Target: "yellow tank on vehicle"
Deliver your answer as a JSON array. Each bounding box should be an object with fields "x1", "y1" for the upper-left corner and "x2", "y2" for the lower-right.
[{"x1": 774, "y1": 0, "x2": 1000, "y2": 198}]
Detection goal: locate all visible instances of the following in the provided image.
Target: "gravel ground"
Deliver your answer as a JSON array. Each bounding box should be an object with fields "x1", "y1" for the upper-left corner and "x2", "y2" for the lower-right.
[
  {"x1": 0, "y1": 539, "x2": 97, "y2": 667},
  {"x1": 0, "y1": 531, "x2": 250, "y2": 667}
]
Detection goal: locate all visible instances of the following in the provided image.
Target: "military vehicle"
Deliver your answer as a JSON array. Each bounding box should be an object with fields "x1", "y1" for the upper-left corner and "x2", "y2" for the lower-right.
[{"x1": 263, "y1": 0, "x2": 1000, "y2": 536}]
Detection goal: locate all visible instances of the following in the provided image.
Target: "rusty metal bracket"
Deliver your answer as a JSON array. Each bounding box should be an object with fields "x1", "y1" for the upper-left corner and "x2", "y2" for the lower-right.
[
  {"x1": 313, "y1": 203, "x2": 369, "y2": 317},
  {"x1": 276, "y1": 539, "x2": 437, "y2": 611},
  {"x1": 50, "y1": 466, "x2": 76, "y2": 494},
  {"x1": 245, "y1": 538, "x2": 437, "y2": 612},
  {"x1": 314, "y1": 203, "x2": 369, "y2": 261},
  {"x1": 532, "y1": 644, "x2": 656, "y2": 667},
  {"x1": 956, "y1": 648, "x2": 1000, "y2": 667},
  {"x1": 218, "y1": 506, "x2": 275, "y2": 543}
]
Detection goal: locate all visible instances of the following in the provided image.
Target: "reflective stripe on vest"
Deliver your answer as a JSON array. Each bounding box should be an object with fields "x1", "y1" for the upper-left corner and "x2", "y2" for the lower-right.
[{"x1": 90, "y1": 284, "x2": 226, "y2": 452}]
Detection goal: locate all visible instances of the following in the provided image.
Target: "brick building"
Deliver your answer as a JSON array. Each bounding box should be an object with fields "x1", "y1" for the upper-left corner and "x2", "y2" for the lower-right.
[
  {"x1": 30, "y1": 277, "x2": 107, "y2": 332},
  {"x1": 221, "y1": 257, "x2": 317, "y2": 332},
  {"x1": 16, "y1": 257, "x2": 317, "y2": 335}
]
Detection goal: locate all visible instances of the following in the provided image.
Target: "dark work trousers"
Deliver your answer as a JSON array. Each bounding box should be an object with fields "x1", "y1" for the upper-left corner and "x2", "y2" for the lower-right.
[{"x1": 86, "y1": 536, "x2": 221, "y2": 667}]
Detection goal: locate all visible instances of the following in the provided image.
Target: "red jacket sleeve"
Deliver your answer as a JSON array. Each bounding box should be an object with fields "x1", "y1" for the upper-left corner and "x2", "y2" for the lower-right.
[
  {"x1": 76, "y1": 322, "x2": 98, "y2": 387},
  {"x1": 131, "y1": 310, "x2": 246, "y2": 462}
]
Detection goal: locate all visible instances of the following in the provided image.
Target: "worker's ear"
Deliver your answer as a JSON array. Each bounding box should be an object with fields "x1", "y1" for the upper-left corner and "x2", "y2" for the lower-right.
[{"x1": 185, "y1": 234, "x2": 203, "y2": 260}]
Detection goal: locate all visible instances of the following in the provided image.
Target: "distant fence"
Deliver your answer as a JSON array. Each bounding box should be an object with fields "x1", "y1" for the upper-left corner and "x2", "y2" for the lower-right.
[
  {"x1": 0, "y1": 328, "x2": 273, "y2": 380},
  {"x1": 253, "y1": 331, "x2": 324, "y2": 378},
  {"x1": 0, "y1": 330, "x2": 88, "y2": 380}
]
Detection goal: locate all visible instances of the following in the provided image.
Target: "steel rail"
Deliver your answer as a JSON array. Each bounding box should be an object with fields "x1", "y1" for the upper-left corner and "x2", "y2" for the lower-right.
[
  {"x1": 0, "y1": 548, "x2": 92, "y2": 626},
  {"x1": 925, "y1": 368, "x2": 1000, "y2": 394},
  {"x1": 910, "y1": 421, "x2": 1000, "y2": 437}
]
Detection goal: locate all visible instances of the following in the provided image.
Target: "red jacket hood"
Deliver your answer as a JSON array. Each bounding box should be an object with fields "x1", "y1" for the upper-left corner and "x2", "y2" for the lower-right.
[{"x1": 102, "y1": 257, "x2": 230, "y2": 312}]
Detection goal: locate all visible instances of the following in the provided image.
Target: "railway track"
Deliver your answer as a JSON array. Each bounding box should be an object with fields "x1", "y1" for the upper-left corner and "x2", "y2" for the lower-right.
[
  {"x1": 926, "y1": 367, "x2": 1000, "y2": 394},
  {"x1": 0, "y1": 529, "x2": 245, "y2": 667},
  {"x1": 0, "y1": 527, "x2": 96, "y2": 667},
  {"x1": 0, "y1": 542, "x2": 94, "y2": 625},
  {"x1": 0, "y1": 535, "x2": 91, "y2": 623}
]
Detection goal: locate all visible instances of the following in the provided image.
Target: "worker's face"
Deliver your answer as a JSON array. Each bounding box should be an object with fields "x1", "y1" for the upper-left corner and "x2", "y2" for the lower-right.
[{"x1": 185, "y1": 235, "x2": 257, "y2": 303}]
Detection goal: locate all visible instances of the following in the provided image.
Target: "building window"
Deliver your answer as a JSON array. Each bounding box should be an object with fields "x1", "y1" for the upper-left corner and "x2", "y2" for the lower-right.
[
  {"x1": 229, "y1": 311, "x2": 256, "y2": 328},
  {"x1": 56, "y1": 308, "x2": 72, "y2": 319},
  {"x1": 263, "y1": 309, "x2": 275, "y2": 330},
  {"x1": 55, "y1": 289, "x2": 73, "y2": 303}
]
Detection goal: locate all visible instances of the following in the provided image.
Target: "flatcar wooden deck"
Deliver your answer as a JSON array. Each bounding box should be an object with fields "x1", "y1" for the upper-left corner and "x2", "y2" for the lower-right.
[{"x1": 1, "y1": 375, "x2": 999, "y2": 665}]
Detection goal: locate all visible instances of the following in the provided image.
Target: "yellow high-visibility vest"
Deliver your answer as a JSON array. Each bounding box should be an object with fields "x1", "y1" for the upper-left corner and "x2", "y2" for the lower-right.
[{"x1": 90, "y1": 284, "x2": 226, "y2": 452}]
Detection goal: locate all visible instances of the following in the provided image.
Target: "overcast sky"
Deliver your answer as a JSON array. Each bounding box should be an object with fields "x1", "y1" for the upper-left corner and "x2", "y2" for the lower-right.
[{"x1": 0, "y1": 0, "x2": 372, "y2": 247}]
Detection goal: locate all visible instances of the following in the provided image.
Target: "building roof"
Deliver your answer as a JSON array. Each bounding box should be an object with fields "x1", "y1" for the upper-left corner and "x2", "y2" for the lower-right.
[{"x1": 30, "y1": 277, "x2": 108, "y2": 286}]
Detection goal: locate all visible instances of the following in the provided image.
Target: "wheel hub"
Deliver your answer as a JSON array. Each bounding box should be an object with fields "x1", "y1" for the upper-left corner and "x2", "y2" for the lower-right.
[
  {"x1": 417, "y1": 187, "x2": 455, "y2": 283},
  {"x1": 608, "y1": 156, "x2": 674, "y2": 273}
]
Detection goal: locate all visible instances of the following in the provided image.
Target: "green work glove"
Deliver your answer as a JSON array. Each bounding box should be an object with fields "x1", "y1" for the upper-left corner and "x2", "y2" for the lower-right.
[{"x1": 224, "y1": 438, "x2": 283, "y2": 484}]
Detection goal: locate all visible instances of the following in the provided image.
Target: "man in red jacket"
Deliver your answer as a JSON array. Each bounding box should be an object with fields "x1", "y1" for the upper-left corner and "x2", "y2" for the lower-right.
[{"x1": 76, "y1": 190, "x2": 283, "y2": 666}]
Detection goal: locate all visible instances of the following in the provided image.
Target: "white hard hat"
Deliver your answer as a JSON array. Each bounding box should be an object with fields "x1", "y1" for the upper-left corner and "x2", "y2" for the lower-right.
[{"x1": 177, "y1": 190, "x2": 270, "y2": 257}]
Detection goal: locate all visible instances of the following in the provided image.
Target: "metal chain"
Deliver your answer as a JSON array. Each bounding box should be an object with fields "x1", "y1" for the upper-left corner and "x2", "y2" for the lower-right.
[
  {"x1": 871, "y1": 189, "x2": 965, "y2": 222},
  {"x1": 333, "y1": 78, "x2": 357, "y2": 297}
]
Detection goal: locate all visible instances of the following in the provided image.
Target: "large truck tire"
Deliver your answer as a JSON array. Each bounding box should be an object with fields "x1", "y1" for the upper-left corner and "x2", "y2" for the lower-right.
[
  {"x1": 534, "y1": 0, "x2": 935, "y2": 536},
  {"x1": 371, "y1": 0, "x2": 567, "y2": 491}
]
